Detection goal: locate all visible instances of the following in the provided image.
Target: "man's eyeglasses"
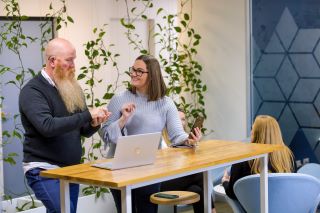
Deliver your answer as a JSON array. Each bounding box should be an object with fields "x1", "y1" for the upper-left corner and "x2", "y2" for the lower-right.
[{"x1": 129, "y1": 67, "x2": 148, "y2": 77}]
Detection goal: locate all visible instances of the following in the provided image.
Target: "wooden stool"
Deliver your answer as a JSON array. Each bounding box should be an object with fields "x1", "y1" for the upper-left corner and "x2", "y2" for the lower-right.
[{"x1": 150, "y1": 191, "x2": 200, "y2": 213}]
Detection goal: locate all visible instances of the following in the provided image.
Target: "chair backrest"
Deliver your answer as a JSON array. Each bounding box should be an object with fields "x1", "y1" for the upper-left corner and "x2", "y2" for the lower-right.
[
  {"x1": 297, "y1": 163, "x2": 320, "y2": 181},
  {"x1": 234, "y1": 173, "x2": 320, "y2": 213}
]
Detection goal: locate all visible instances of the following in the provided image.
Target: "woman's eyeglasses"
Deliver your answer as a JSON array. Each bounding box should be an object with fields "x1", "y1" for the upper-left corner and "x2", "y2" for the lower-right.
[{"x1": 129, "y1": 67, "x2": 148, "y2": 77}]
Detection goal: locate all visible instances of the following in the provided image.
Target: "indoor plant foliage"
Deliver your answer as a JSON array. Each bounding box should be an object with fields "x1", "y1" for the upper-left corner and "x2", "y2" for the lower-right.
[{"x1": 0, "y1": 0, "x2": 207, "y2": 210}]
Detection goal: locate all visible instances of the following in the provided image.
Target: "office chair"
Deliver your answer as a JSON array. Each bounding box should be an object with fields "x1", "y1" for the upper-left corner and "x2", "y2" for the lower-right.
[
  {"x1": 234, "y1": 173, "x2": 320, "y2": 213},
  {"x1": 297, "y1": 163, "x2": 320, "y2": 180},
  {"x1": 213, "y1": 184, "x2": 245, "y2": 213}
]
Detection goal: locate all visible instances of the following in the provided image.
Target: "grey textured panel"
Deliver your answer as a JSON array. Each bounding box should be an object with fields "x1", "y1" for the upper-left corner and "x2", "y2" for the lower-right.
[
  {"x1": 302, "y1": 129, "x2": 320, "y2": 162},
  {"x1": 256, "y1": 102, "x2": 285, "y2": 119},
  {"x1": 254, "y1": 54, "x2": 284, "y2": 77},
  {"x1": 290, "y1": 54, "x2": 320, "y2": 77},
  {"x1": 265, "y1": 32, "x2": 285, "y2": 53},
  {"x1": 252, "y1": 85, "x2": 263, "y2": 113},
  {"x1": 315, "y1": 92, "x2": 320, "y2": 113},
  {"x1": 254, "y1": 78, "x2": 285, "y2": 101},
  {"x1": 276, "y1": 56, "x2": 299, "y2": 99},
  {"x1": 279, "y1": 106, "x2": 299, "y2": 146},
  {"x1": 276, "y1": 7, "x2": 298, "y2": 50},
  {"x1": 252, "y1": 38, "x2": 262, "y2": 70},
  {"x1": 290, "y1": 103, "x2": 320, "y2": 127},
  {"x1": 289, "y1": 29, "x2": 320, "y2": 52},
  {"x1": 313, "y1": 41, "x2": 320, "y2": 65},
  {"x1": 290, "y1": 79, "x2": 320, "y2": 102}
]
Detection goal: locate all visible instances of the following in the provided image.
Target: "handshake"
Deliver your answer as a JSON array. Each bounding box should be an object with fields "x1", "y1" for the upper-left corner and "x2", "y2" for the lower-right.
[{"x1": 89, "y1": 107, "x2": 112, "y2": 127}]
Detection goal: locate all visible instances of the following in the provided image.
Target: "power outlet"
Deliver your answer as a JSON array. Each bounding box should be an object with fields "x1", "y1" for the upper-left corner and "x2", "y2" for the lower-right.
[
  {"x1": 303, "y1": 157, "x2": 310, "y2": 165},
  {"x1": 296, "y1": 160, "x2": 302, "y2": 168}
]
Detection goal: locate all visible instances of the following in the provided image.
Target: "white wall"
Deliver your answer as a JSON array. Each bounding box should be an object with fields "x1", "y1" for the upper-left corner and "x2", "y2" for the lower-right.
[{"x1": 189, "y1": 0, "x2": 249, "y2": 140}]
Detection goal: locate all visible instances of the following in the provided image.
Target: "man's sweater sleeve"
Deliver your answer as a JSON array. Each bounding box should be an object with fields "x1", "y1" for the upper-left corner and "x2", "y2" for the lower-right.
[{"x1": 20, "y1": 85, "x2": 92, "y2": 138}]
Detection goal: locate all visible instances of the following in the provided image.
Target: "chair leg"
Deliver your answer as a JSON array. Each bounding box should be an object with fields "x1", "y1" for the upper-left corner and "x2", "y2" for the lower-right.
[{"x1": 174, "y1": 205, "x2": 178, "y2": 213}]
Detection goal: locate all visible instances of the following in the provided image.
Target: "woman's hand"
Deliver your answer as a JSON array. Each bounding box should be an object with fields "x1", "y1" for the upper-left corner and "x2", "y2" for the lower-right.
[
  {"x1": 221, "y1": 169, "x2": 230, "y2": 183},
  {"x1": 119, "y1": 103, "x2": 136, "y2": 128},
  {"x1": 185, "y1": 127, "x2": 202, "y2": 146}
]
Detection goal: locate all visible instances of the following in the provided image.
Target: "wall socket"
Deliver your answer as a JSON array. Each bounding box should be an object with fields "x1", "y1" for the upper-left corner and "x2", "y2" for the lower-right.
[
  {"x1": 296, "y1": 160, "x2": 302, "y2": 168},
  {"x1": 303, "y1": 157, "x2": 310, "y2": 165}
]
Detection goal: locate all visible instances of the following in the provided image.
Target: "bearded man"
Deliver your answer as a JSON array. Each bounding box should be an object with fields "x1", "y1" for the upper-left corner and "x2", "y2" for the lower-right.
[{"x1": 19, "y1": 38, "x2": 110, "y2": 213}]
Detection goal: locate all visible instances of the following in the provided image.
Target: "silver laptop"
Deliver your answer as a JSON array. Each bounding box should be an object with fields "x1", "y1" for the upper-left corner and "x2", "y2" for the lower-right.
[{"x1": 92, "y1": 132, "x2": 161, "y2": 170}]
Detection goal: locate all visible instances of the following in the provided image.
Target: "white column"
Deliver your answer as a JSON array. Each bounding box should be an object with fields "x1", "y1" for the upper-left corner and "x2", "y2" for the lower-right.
[
  {"x1": 121, "y1": 186, "x2": 132, "y2": 213},
  {"x1": 260, "y1": 154, "x2": 268, "y2": 213},
  {"x1": 60, "y1": 180, "x2": 70, "y2": 213},
  {"x1": 203, "y1": 171, "x2": 212, "y2": 213}
]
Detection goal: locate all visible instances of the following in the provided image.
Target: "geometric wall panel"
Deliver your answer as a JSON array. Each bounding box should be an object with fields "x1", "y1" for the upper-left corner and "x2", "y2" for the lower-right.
[
  {"x1": 290, "y1": 103, "x2": 320, "y2": 127},
  {"x1": 256, "y1": 102, "x2": 285, "y2": 119},
  {"x1": 289, "y1": 29, "x2": 320, "y2": 52},
  {"x1": 279, "y1": 106, "x2": 299, "y2": 146},
  {"x1": 254, "y1": 78, "x2": 285, "y2": 101},
  {"x1": 290, "y1": 54, "x2": 320, "y2": 77},
  {"x1": 276, "y1": 56, "x2": 299, "y2": 99},
  {"x1": 254, "y1": 54, "x2": 284, "y2": 77},
  {"x1": 252, "y1": 2, "x2": 320, "y2": 166},
  {"x1": 290, "y1": 79, "x2": 320, "y2": 102}
]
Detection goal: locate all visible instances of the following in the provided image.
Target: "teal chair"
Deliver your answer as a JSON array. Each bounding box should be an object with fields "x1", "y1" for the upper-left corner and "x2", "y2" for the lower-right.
[
  {"x1": 297, "y1": 163, "x2": 320, "y2": 180},
  {"x1": 234, "y1": 173, "x2": 320, "y2": 213}
]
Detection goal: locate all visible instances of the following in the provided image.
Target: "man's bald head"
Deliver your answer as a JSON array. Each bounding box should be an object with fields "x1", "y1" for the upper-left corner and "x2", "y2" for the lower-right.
[
  {"x1": 45, "y1": 38, "x2": 75, "y2": 61},
  {"x1": 44, "y1": 38, "x2": 76, "y2": 80}
]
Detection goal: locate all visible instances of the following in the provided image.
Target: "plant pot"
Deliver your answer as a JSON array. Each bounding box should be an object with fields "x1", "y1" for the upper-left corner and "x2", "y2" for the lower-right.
[{"x1": 1, "y1": 196, "x2": 45, "y2": 213}]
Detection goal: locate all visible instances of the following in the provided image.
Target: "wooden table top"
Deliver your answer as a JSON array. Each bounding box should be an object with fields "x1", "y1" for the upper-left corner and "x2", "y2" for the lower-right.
[{"x1": 41, "y1": 140, "x2": 283, "y2": 188}]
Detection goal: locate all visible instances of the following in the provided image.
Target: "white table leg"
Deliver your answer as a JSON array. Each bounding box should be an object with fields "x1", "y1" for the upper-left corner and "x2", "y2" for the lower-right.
[
  {"x1": 60, "y1": 180, "x2": 70, "y2": 213},
  {"x1": 260, "y1": 154, "x2": 268, "y2": 213},
  {"x1": 203, "y1": 171, "x2": 212, "y2": 213},
  {"x1": 121, "y1": 186, "x2": 132, "y2": 213}
]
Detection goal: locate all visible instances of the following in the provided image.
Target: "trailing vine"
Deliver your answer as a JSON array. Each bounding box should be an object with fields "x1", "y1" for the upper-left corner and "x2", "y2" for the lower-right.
[
  {"x1": 0, "y1": 0, "x2": 209, "y2": 208},
  {"x1": 0, "y1": 0, "x2": 73, "y2": 208}
]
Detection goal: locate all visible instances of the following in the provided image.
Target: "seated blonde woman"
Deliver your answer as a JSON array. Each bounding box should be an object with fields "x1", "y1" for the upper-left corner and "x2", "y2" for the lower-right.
[{"x1": 222, "y1": 115, "x2": 294, "y2": 200}]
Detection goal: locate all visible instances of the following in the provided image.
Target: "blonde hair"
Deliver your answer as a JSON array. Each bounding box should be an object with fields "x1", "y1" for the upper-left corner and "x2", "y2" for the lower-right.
[{"x1": 249, "y1": 115, "x2": 294, "y2": 174}]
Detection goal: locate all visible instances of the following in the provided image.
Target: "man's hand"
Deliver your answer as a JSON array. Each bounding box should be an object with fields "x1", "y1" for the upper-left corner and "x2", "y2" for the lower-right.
[{"x1": 89, "y1": 108, "x2": 111, "y2": 127}]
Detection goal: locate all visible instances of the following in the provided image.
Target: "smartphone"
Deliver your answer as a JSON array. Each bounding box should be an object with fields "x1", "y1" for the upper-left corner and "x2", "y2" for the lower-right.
[
  {"x1": 188, "y1": 116, "x2": 204, "y2": 138},
  {"x1": 154, "y1": 193, "x2": 179, "y2": 199}
]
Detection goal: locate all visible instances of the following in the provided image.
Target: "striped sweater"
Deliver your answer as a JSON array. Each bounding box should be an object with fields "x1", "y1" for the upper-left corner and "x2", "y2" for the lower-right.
[{"x1": 99, "y1": 90, "x2": 188, "y2": 158}]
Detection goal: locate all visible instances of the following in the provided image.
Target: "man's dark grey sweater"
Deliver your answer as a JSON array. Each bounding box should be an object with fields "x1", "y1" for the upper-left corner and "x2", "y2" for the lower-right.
[{"x1": 19, "y1": 74, "x2": 99, "y2": 167}]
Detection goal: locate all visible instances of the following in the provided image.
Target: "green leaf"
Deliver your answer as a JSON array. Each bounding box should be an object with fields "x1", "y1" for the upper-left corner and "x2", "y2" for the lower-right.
[
  {"x1": 157, "y1": 8, "x2": 163, "y2": 15},
  {"x1": 141, "y1": 15, "x2": 147, "y2": 20},
  {"x1": 181, "y1": 20, "x2": 187, "y2": 28},
  {"x1": 99, "y1": 31, "x2": 105, "y2": 38},
  {"x1": 194, "y1": 34, "x2": 201, "y2": 39},
  {"x1": 77, "y1": 73, "x2": 86, "y2": 80},
  {"x1": 49, "y1": 3, "x2": 53, "y2": 9},
  {"x1": 174, "y1": 27, "x2": 181, "y2": 33},
  {"x1": 193, "y1": 40, "x2": 200, "y2": 46},
  {"x1": 184, "y1": 13, "x2": 190, "y2": 20},
  {"x1": 13, "y1": 130, "x2": 22, "y2": 139},
  {"x1": 103, "y1": 93, "x2": 114, "y2": 100},
  {"x1": 56, "y1": 24, "x2": 61, "y2": 31},
  {"x1": 131, "y1": 7, "x2": 136, "y2": 13},
  {"x1": 140, "y1": 49, "x2": 148, "y2": 54},
  {"x1": 21, "y1": 15, "x2": 29, "y2": 21}
]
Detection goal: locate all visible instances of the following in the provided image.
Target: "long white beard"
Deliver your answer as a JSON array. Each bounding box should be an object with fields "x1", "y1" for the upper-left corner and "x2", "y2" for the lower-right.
[
  {"x1": 55, "y1": 78, "x2": 86, "y2": 113},
  {"x1": 53, "y1": 65, "x2": 86, "y2": 113}
]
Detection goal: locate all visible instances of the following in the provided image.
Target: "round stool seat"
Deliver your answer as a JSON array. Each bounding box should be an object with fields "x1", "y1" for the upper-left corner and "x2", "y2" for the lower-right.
[{"x1": 150, "y1": 191, "x2": 200, "y2": 205}]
